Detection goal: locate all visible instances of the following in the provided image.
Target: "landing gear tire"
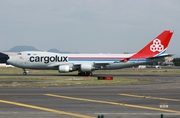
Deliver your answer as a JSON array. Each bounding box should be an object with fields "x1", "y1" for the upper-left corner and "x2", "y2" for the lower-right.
[
  {"x1": 23, "y1": 69, "x2": 27, "y2": 75},
  {"x1": 78, "y1": 72, "x2": 84, "y2": 76},
  {"x1": 23, "y1": 72, "x2": 27, "y2": 75},
  {"x1": 78, "y1": 71, "x2": 92, "y2": 76},
  {"x1": 85, "y1": 72, "x2": 92, "y2": 76}
]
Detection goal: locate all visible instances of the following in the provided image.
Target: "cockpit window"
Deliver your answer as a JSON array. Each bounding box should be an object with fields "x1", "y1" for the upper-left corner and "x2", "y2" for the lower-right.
[{"x1": 17, "y1": 53, "x2": 22, "y2": 55}]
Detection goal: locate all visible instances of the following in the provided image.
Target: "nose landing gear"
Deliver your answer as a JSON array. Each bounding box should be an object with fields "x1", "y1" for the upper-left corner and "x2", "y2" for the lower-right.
[{"x1": 23, "y1": 69, "x2": 27, "y2": 75}]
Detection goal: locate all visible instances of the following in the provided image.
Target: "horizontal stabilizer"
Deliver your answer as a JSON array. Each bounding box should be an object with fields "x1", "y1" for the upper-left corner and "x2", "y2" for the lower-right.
[{"x1": 147, "y1": 54, "x2": 174, "y2": 59}]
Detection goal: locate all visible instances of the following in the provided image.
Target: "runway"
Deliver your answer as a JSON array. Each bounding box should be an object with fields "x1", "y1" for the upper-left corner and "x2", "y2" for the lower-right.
[{"x1": 0, "y1": 74, "x2": 180, "y2": 118}]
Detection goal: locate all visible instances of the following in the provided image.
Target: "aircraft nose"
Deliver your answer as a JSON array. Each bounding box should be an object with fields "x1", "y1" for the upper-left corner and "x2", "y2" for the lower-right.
[
  {"x1": 7, "y1": 56, "x2": 16, "y2": 65},
  {"x1": 7, "y1": 57, "x2": 12, "y2": 64}
]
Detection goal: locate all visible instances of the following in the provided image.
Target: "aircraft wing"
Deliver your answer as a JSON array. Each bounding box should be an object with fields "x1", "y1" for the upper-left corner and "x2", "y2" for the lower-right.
[
  {"x1": 47, "y1": 62, "x2": 76, "y2": 68},
  {"x1": 47, "y1": 62, "x2": 110, "y2": 68}
]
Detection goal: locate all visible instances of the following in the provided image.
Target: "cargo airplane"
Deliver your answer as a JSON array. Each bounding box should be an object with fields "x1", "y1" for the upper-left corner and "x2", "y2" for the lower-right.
[{"x1": 7, "y1": 30, "x2": 173, "y2": 76}]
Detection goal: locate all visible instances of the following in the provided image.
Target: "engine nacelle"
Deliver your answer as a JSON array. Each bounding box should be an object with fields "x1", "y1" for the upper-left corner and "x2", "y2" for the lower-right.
[
  {"x1": 80, "y1": 64, "x2": 93, "y2": 72},
  {"x1": 58, "y1": 65, "x2": 70, "y2": 73}
]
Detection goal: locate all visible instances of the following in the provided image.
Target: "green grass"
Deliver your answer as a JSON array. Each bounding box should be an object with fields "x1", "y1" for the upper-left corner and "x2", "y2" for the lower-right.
[
  {"x1": 96, "y1": 68, "x2": 180, "y2": 75},
  {"x1": 0, "y1": 67, "x2": 178, "y2": 88},
  {"x1": 0, "y1": 76, "x2": 152, "y2": 88}
]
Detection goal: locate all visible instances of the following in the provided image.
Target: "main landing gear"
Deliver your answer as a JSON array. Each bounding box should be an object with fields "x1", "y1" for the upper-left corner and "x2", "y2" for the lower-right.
[
  {"x1": 78, "y1": 71, "x2": 92, "y2": 76},
  {"x1": 23, "y1": 69, "x2": 27, "y2": 75}
]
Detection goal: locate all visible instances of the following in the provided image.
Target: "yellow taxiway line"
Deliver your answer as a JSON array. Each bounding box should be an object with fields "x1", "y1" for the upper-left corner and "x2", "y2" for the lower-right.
[
  {"x1": 45, "y1": 94, "x2": 180, "y2": 114},
  {"x1": 0, "y1": 99, "x2": 94, "y2": 118},
  {"x1": 119, "y1": 94, "x2": 180, "y2": 102}
]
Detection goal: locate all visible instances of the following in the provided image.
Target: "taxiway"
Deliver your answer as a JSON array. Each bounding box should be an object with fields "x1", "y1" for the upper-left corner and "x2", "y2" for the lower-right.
[{"x1": 0, "y1": 74, "x2": 180, "y2": 118}]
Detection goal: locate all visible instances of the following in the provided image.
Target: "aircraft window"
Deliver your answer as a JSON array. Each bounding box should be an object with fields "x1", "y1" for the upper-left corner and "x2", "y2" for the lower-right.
[{"x1": 17, "y1": 53, "x2": 22, "y2": 55}]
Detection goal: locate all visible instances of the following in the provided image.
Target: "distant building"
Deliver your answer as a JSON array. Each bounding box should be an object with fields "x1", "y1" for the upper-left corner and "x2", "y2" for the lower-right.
[
  {"x1": 163, "y1": 57, "x2": 174, "y2": 66},
  {"x1": 162, "y1": 62, "x2": 174, "y2": 66},
  {"x1": 165, "y1": 57, "x2": 173, "y2": 62}
]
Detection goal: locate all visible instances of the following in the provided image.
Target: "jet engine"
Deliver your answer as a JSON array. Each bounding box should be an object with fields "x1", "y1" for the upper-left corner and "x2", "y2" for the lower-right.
[
  {"x1": 80, "y1": 64, "x2": 94, "y2": 72},
  {"x1": 58, "y1": 65, "x2": 71, "y2": 73}
]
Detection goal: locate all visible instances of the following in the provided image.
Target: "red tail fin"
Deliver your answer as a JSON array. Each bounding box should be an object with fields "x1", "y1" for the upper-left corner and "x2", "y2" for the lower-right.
[{"x1": 131, "y1": 30, "x2": 173, "y2": 59}]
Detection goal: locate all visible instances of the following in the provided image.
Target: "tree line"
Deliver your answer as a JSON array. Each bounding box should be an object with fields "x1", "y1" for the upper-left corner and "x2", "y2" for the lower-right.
[
  {"x1": 148, "y1": 57, "x2": 180, "y2": 66},
  {"x1": 173, "y1": 58, "x2": 180, "y2": 66}
]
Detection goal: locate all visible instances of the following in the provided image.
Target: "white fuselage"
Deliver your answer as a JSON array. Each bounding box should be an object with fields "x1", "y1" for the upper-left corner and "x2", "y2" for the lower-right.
[{"x1": 7, "y1": 51, "x2": 159, "y2": 71}]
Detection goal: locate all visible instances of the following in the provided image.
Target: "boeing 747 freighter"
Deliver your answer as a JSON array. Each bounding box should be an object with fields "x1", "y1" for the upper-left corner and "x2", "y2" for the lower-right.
[{"x1": 7, "y1": 30, "x2": 173, "y2": 76}]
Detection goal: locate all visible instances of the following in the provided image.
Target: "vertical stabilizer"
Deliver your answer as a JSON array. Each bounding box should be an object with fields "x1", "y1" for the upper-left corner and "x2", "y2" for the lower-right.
[{"x1": 131, "y1": 30, "x2": 173, "y2": 59}]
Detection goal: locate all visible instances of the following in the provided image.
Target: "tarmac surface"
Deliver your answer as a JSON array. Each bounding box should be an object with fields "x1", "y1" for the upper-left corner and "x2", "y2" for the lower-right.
[{"x1": 0, "y1": 74, "x2": 180, "y2": 118}]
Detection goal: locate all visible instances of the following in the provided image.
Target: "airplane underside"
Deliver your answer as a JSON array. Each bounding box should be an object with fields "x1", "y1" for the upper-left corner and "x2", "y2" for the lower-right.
[{"x1": 21, "y1": 57, "x2": 165, "y2": 76}]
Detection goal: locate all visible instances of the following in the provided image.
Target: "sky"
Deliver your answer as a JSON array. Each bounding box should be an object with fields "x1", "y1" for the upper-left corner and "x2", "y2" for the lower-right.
[{"x1": 0, "y1": 0, "x2": 180, "y2": 55}]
